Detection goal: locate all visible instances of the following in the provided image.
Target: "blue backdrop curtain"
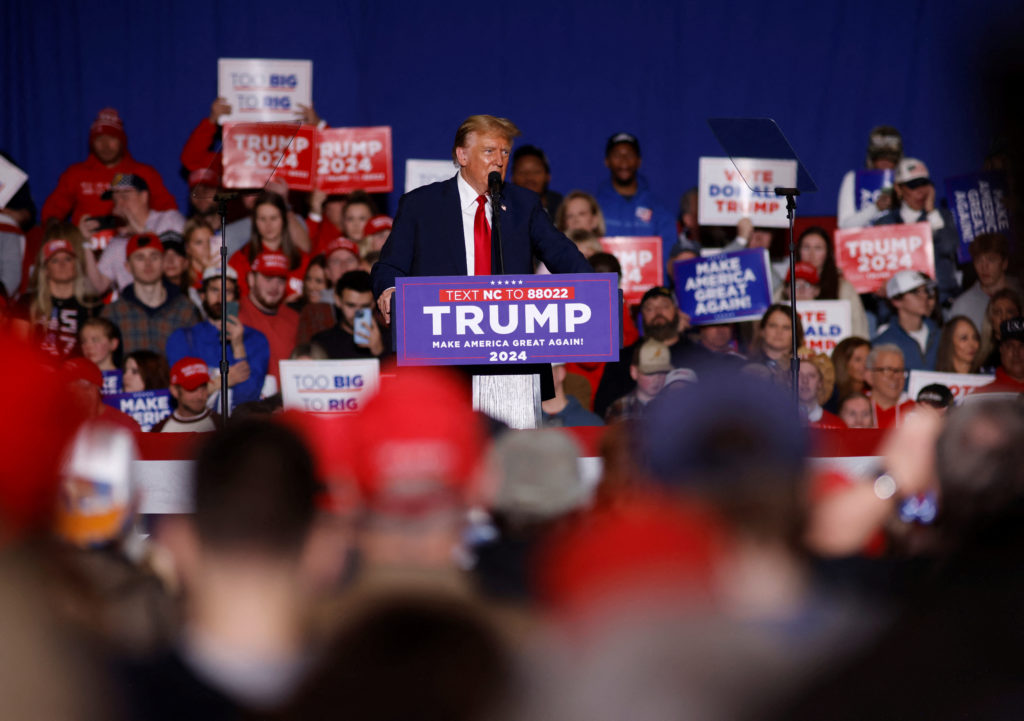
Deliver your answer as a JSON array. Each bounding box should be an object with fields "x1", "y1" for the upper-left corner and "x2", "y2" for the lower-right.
[{"x1": 2, "y1": 0, "x2": 1017, "y2": 219}]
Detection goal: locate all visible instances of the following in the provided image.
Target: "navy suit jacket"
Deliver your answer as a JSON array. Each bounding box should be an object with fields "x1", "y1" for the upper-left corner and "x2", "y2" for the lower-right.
[{"x1": 371, "y1": 175, "x2": 591, "y2": 297}]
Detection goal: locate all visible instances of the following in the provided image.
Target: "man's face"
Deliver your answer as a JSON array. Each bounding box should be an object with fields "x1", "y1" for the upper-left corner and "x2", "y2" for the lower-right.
[
  {"x1": 1000, "y1": 338, "x2": 1024, "y2": 381},
  {"x1": 840, "y1": 397, "x2": 873, "y2": 428},
  {"x1": 699, "y1": 324, "x2": 733, "y2": 353},
  {"x1": 867, "y1": 351, "x2": 905, "y2": 405},
  {"x1": 892, "y1": 285, "x2": 933, "y2": 321},
  {"x1": 991, "y1": 298, "x2": 1020, "y2": 336},
  {"x1": 112, "y1": 187, "x2": 148, "y2": 218},
  {"x1": 605, "y1": 144, "x2": 641, "y2": 187},
  {"x1": 91, "y1": 134, "x2": 123, "y2": 165},
  {"x1": 171, "y1": 383, "x2": 210, "y2": 417},
  {"x1": 973, "y1": 252, "x2": 1007, "y2": 288},
  {"x1": 126, "y1": 247, "x2": 164, "y2": 285},
  {"x1": 202, "y1": 278, "x2": 237, "y2": 321},
  {"x1": 46, "y1": 251, "x2": 77, "y2": 284},
  {"x1": 456, "y1": 131, "x2": 511, "y2": 194},
  {"x1": 897, "y1": 181, "x2": 931, "y2": 211},
  {"x1": 251, "y1": 272, "x2": 287, "y2": 309},
  {"x1": 327, "y1": 250, "x2": 360, "y2": 284},
  {"x1": 798, "y1": 360, "x2": 822, "y2": 406},
  {"x1": 337, "y1": 288, "x2": 374, "y2": 332},
  {"x1": 512, "y1": 155, "x2": 549, "y2": 195},
  {"x1": 630, "y1": 366, "x2": 668, "y2": 399},
  {"x1": 343, "y1": 203, "x2": 373, "y2": 242},
  {"x1": 641, "y1": 295, "x2": 679, "y2": 342}
]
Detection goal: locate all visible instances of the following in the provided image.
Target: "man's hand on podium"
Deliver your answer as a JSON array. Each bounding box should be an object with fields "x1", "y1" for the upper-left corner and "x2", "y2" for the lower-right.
[{"x1": 378, "y1": 288, "x2": 396, "y2": 325}]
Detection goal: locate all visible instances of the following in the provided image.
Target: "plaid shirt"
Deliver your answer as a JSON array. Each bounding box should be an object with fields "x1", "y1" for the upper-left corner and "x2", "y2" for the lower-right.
[{"x1": 101, "y1": 282, "x2": 200, "y2": 355}]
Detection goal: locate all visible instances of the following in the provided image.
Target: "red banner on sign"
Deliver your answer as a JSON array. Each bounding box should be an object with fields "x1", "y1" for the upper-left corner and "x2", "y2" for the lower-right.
[
  {"x1": 315, "y1": 127, "x2": 393, "y2": 193},
  {"x1": 834, "y1": 222, "x2": 936, "y2": 294},
  {"x1": 599, "y1": 236, "x2": 663, "y2": 304},
  {"x1": 222, "y1": 122, "x2": 317, "y2": 191}
]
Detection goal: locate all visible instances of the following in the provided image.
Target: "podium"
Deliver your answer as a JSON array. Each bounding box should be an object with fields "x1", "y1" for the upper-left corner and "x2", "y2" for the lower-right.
[{"x1": 391, "y1": 273, "x2": 621, "y2": 429}]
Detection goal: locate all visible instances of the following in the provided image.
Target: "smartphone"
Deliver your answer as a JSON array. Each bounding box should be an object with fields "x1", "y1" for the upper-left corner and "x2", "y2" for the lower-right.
[
  {"x1": 225, "y1": 301, "x2": 239, "y2": 319},
  {"x1": 89, "y1": 214, "x2": 124, "y2": 231},
  {"x1": 354, "y1": 308, "x2": 373, "y2": 346}
]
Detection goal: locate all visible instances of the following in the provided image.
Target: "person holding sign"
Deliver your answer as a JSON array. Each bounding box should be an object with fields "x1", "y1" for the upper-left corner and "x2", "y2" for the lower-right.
[
  {"x1": 873, "y1": 270, "x2": 939, "y2": 373},
  {"x1": 372, "y1": 115, "x2": 590, "y2": 322},
  {"x1": 837, "y1": 126, "x2": 903, "y2": 229},
  {"x1": 797, "y1": 227, "x2": 869, "y2": 338},
  {"x1": 872, "y1": 158, "x2": 960, "y2": 306}
]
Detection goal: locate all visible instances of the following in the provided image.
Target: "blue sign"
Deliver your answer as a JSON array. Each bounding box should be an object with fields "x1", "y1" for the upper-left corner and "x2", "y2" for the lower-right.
[
  {"x1": 102, "y1": 389, "x2": 172, "y2": 432},
  {"x1": 101, "y1": 369, "x2": 123, "y2": 396},
  {"x1": 854, "y1": 169, "x2": 894, "y2": 211},
  {"x1": 393, "y1": 273, "x2": 620, "y2": 366},
  {"x1": 945, "y1": 171, "x2": 1014, "y2": 263},
  {"x1": 673, "y1": 248, "x2": 774, "y2": 325}
]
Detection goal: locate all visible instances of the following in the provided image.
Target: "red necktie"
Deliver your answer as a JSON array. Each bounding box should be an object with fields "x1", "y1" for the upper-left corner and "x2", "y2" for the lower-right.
[{"x1": 474, "y1": 194, "x2": 491, "y2": 275}]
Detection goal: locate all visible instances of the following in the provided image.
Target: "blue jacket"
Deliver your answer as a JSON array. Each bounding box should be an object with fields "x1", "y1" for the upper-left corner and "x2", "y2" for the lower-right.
[
  {"x1": 371, "y1": 175, "x2": 591, "y2": 298},
  {"x1": 872, "y1": 316, "x2": 939, "y2": 377},
  {"x1": 166, "y1": 321, "x2": 270, "y2": 408},
  {"x1": 595, "y1": 176, "x2": 677, "y2": 267}
]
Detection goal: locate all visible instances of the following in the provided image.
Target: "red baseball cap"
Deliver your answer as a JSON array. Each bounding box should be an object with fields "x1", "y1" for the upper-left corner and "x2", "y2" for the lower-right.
[
  {"x1": 350, "y1": 368, "x2": 484, "y2": 514},
  {"x1": 125, "y1": 233, "x2": 164, "y2": 258},
  {"x1": 188, "y1": 167, "x2": 220, "y2": 188},
  {"x1": 170, "y1": 357, "x2": 210, "y2": 391},
  {"x1": 251, "y1": 251, "x2": 290, "y2": 278},
  {"x1": 785, "y1": 261, "x2": 820, "y2": 286},
  {"x1": 89, "y1": 107, "x2": 127, "y2": 145},
  {"x1": 42, "y1": 239, "x2": 76, "y2": 263},
  {"x1": 363, "y1": 215, "x2": 393, "y2": 237},
  {"x1": 62, "y1": 358, "x2": 103, "y2": 389},
  {"x1": 278, "y1": 410, "x2": 359, "y2": 515},
  {"x1": 324, "y1": 236, "x2": 360, "y2": 260}
]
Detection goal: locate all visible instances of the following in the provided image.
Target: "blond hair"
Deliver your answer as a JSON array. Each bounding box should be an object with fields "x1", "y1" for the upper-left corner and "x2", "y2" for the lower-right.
[
  {"x1": 451, "y1": 115, "x2": 521, "y2": 163},
  {"x1": 30, "y1": 223, "x2": 97, "y2": 324}
]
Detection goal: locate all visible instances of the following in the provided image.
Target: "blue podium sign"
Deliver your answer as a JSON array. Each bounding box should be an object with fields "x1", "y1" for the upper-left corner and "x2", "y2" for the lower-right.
[{"x1": 393, "y1": 273, "x2": 620, "y2": 366}]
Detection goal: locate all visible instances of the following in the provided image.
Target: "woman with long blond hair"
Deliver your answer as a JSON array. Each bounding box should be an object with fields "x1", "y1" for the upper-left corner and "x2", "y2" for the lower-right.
[{"x1": 16, "y1": 222, "x2": 100, "y2": 358}]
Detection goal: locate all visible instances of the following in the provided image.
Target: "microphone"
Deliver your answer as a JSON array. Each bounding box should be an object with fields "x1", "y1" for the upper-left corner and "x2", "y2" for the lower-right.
[{"x1": 487, "y1": 171, "x2": 503, "y2": 200}]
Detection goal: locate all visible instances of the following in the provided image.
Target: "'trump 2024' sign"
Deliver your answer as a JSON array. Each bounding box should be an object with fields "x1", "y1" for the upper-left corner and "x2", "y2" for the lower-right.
[{"x1": 393, "y1": 274, "x2": 620, "y2": 366}]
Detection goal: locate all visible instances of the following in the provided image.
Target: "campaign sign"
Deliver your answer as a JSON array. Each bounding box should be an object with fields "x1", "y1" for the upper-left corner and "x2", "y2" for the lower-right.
[
  {"x1": 222, "y1": 123, "x2": 316, "y2": 190},
  {"x1": 101, "y1": 370, "x2": 123, "y2": 396},
  {"x1": 405, "y1": 159, "x2": 456, "y2": 192},
  {"x1": 102, "y1": 390, "x2": 172, "y2": 432},
  {"x1": 217, "y1": 58, "x2": 312, "y2": 124},
  {"x1": 279, "y1": 359, "x2": 380, "y2": 413},
  {"x1": 834, "y1": 222, "x2": 935, "y2": 294},
  {"x1": 945, "y1": 171, "x2": 1013, "y2": 264},
  {"x1": 796, "y1": 300, "x2": 852, "y2": 353},
  {"x1": 598, "y1": 236, "x2": 663, "y2": 305},
  {"x1": 673, "y1": 248, "x2": 773, "y2": 325},
  {"x1": 698, "y1": 157, "x2": 795, "y2": 229},
  {"x1": 315, "y1": 127, "x2": 393, "y2": 193},
  {"x1": 907, "y1": 370, "x2": 994, "y2": 405},
  {"x1": 393, "y1": 273, "x2": 620, "y2": 366},
  {"x1": 854, "y1": 169, "x2": 894, "y2": 211},
  {"x1": 0, "y1": 154, "x2": 28, "y2": 209}
]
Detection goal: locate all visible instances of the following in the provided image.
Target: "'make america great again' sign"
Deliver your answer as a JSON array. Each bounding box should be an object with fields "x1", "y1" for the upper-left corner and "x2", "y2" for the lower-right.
[{"x1": 393, "y1": 273, "x2": 620, "y2": 366}]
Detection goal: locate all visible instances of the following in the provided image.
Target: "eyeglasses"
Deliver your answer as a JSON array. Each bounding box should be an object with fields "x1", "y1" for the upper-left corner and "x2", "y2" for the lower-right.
[
  {"x1": 907, "y1": 287, "x2": 936, "y2": 298},
  {"x1": 869, "y1": 366, "x2": 908, "y2": 377}
]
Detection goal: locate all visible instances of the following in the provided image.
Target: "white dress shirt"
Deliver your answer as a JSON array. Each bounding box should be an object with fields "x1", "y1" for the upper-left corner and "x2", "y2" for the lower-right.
[{"x1": 457, "y1": 171, "x2": 492, "y2": 275}]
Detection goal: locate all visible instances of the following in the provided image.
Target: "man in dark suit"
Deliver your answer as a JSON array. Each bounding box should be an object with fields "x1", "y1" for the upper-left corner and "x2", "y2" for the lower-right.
[{"x1": 372, "y1": 115, "x2": 591, "y2": 323}]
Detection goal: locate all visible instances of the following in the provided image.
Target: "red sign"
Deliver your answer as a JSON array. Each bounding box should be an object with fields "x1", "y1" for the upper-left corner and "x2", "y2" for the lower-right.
[
  {"x1": 599, "y1": 236, "x2": 663, "y2": 304},
  {"x1": 315, "y1": 127, "x2": 393, "y2": 193},
  {"x1": 222, "y1": 122, "x2": 317, "y2": 191},
  {"x1": 834, "y1": 222, "x2": 936, "y2": 294}
]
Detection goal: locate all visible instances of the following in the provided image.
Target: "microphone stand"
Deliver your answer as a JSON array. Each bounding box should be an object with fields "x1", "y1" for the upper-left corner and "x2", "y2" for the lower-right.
[
  {"x1": 775, "y1": 187, "x2": 800, "y2": 409},
  {"x1": 216, "y1": 193, "x2": 230, "y2": 422},
  {"x1": 488, "y1": 172, "x2": 505, "y2": 273}
]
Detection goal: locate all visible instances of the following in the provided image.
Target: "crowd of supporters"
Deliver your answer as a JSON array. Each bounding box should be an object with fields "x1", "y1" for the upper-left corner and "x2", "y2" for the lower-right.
[{"x1": 1, "y1": 102, "x2": 1024, "y2": 718}]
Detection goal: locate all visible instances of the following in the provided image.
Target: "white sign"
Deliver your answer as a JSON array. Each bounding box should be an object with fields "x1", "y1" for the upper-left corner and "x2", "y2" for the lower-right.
[
  {"x1": 279, "y1": 358, "x2": 380, "y2": 414},
  {"x1": 0, "y1": 155, "x2": 28, "y2": 209},
  {"x1": 795, "y1": 300, "x2": 852, "y2": 354},
  {"x1": 698, "y1": 156, "x2": 795, "y2": 229},
  {"x1": 907, "y1": 370, "x2": 994, "y2": 405},
  {"x1": 217, "y1": 58, "x2": 313, "y2": 124},
  {"x1": 405, "y1": 159, "x2": 456, "y2": 193}
]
